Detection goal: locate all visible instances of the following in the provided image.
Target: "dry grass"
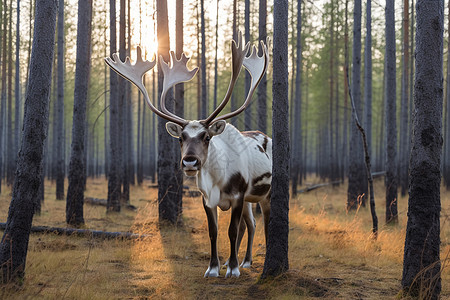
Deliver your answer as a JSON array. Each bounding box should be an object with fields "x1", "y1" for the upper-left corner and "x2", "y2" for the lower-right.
[{"x1": 0, "y1": 177, "x2": 448, "y2": 299}]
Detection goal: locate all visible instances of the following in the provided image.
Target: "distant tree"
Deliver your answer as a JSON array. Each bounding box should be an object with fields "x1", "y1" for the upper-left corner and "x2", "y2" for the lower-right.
[
  {"x1": 363, "y1": 0, "x2": 372, "y2": 160},
  {"x1": 401, "y1": 1, "x2": 443, "y2": 298},
  {"x1": 261, "y1": 0, "x2": 289, "y2": 279},
  {"x1": 0, "y1": 0, "x2": 57, "y2": 282},
  {"x1": 257, "y1": 0, "x2": 267, "y2": 133},
  {"x1": 6, "y1": 0, "x2": 13, "y2": 186},
  {"x1": 117, "y1": 0, "x2": 126, "y2": 202},
  {"x1": 347, "y1": 0, "x2": 367, "y2": 209},
  {"x1": 385, "y1": 0, "x2": 398, "y2": 225},
  {"x1": 137, "y1": 0, "x2": 143, "y2": 185},
  {"x1": 341, "y1": 0, "x2": 349, "y2": 181},
  {"x1": 66, "y1": 0, "x2": 93, "y2": 226},
  {"x1": 291, "y1": 0, "x2": 302, "y2": 195},
  {"x1": 200, "y1": 0, "x2": 206, "y2": 119},
  {"x1": 398, "y1": 0, "x2": 410, "y2": 197},
  {"x1": 56, "y1": 0, "x2": 65, "y2": 200},
  {"x1": 213, "y1": 0, "x2": 219, "y2": 110},
  {"x1": 230, "y1": 0, "x2": 237, "y2": 127},
  {"x1": 0, "y1": 0, "x2": 8, "y2": 194},
  {"x1": 444, "y1": 0, "x2": 450, "y2": 188},
  {"x1": 107, "y1": 0, "x2": 121, "y2": 212},
  {"x1": 120, "y1": 0, "x2": 130, "y2": 203},
  {"x1": 14, "y1": 0, "x2": 20, "y2": 178},
  {"x1": 244, "y1": 0, "x2": 251, "y2": 130}
]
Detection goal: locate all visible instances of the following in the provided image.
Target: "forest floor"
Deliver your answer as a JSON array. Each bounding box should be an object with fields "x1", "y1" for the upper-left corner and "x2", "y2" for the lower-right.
[{"x1": 0, "y1": 176, "x2": 449, "y2": 299}]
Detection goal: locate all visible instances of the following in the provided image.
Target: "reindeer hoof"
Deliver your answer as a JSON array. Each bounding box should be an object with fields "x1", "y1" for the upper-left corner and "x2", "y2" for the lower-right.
[
  {"x1": 204, "y1": 266, "x2": 220, "y2": 278},
  {"x1": 225, "y1": 266, "x2": 240, "y2": 278},
  {"x1": 240, "y1": 260, "x2": 252, "y2": 268}
]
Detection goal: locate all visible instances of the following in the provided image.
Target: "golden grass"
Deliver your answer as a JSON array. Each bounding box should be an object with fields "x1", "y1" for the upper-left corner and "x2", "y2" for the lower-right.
[{"x1": 0, "y1": 177, "x2": 448, "y2": 299}]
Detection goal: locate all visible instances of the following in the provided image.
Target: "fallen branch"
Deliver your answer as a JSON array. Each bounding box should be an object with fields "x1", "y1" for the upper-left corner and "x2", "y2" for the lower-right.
[
  {"x1": 297, "y1": 180, "x2": 343, "y2": 194},
  {"x1": 345, "y1": 63, "x2": 378, "y2": 239},
  {"x1": 84, "y1": 197, "x2": 137, "y2": 211},
  {"x1": 0, "y1": 223, "x2": 150, "y2": 240}
]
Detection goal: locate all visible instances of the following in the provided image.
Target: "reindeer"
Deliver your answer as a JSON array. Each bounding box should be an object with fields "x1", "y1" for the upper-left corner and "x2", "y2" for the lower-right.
[{"x1": 105, "y1": 33, "x2": 271, "y2": 278}]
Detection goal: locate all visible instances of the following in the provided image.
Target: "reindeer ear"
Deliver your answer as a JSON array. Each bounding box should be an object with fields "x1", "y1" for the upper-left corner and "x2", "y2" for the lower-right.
[
  {"x1": 208, "y1": 120, "x2": 226, "y2": 136},
  {"x1": 166, "y1": 122, "x2": 183, "y2": 138}
]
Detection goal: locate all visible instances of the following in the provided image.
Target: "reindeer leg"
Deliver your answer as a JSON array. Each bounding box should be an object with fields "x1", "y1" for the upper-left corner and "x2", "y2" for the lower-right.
[
  {"x1": 224, "y1": 211, "x2": 246, "y2": 268},
  {"x1": 203, "y1": 197, "x2": 220, "y2": 278},
  {"x1": 240, "y1": 202, "x2": 255, "y2": 268},
  {"x1": 225, "y1": 196, "x2": 244, "y2": 278}
]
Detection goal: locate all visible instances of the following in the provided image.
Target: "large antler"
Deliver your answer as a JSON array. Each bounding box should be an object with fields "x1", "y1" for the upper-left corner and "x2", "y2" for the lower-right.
[
  {"x1": 159, "y1": 51, "x2": 199, "y2": 123},
  {"x1": 104, "y1": 46, "x2": 188, "y2": 126},
  {"x1": 203, "y1": 31, "x2": 250, "y2": 125},
  {"x1": 211, "y1": 38, "x2": 269, "y2": 123}
]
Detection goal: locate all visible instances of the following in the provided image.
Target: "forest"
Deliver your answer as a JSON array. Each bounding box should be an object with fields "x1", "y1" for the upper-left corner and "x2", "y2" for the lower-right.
[{"x1": 0, "y1": 0, "x2": 449, "y2": 299}]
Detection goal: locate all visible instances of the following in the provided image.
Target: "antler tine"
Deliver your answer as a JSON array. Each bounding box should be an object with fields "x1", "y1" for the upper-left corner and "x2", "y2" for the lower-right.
[
  {"x1": 105, "y1": 46, "x2": 187, "y2": 126},
  {"x1": 203, "y1": 31, "x2": 250, "y2": 125},
  {"x1": 159, "y1": 51, "x2": 198, "y2": 122},
  {"x1": 213, "y1": 38, "x2": 269, "y2": 123}
]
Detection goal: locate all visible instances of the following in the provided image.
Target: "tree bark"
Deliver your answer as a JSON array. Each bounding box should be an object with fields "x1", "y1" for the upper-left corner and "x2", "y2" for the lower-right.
[
  {"x1": 66, "y1": 0, "x2": 93, "y2": 227},
  {"x1": 385, "y1": 0, "x2": 398, "y2": 224},
  {"x1": 0, "y1": 0, "x2": 7, "y2": 195},
  {"x1": 261, "y1": 0, "x2": 289, "y2": 279},
  {"x1": 56, "y1": 0, "x2": 65, "y2": 200},
  {"x1": 14, "y1": 0, "x2": 20, "y2": 184},
  {"x1": 291, "y1": 0, "x2": 302, "y2": 196},
  {"x1": 200, "y1": 0, "x2": 207, "y2": 119},
  {"x1": 244, "y1": 0, "x2": 251, "y2": 130},
  {"x1": 347, "y1": 0, "x2": 367, "y2": 210},
  {"x1": 363, "y1": 0, "x2": 372, "y2": 161},
  {"x1": 257, "y1": 0, "x2": 267, "y2": 133},
  {"x1": 107, "y1": 0, "x2": 121, "y2": 212},
  {"x1": 401, "y1": 1, "x2": 443, "y2": 298},
  {"x1": 6, "y1": 0, "x2": 13, "y2": 186},
  {"x1": 0, "y1": 0, "x2": 57, "y2": 282},
  {"x1": 399, "y1": 0, "x2": 410, "y2": 197},
  {"x1": 157, "y1": 0, "x2": 181, "y2": 224}
]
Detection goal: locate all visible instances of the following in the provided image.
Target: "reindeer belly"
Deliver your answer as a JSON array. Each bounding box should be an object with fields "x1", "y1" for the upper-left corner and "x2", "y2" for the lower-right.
[{"x1": 218, "y1": 198, "x2": 231, "y2": 211}]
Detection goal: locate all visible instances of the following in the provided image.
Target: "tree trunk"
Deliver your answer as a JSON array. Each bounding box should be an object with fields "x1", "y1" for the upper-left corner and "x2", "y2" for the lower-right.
[
  {"x1": 401, "y1": 1, "x2": 443, "y2": 298},
  {"x1": 174, "y1": 0, "x2": 184, "y2": 218},
  {"x1": 0, "y1": 0, "x2": 7, "y2": 194},
  {"x1": 56, "y1": 0, "x2": 65, "y2": 200},
  {"x1": 0, "y1": 0, "x2": 56, "y2": 283},
  {"x1": 291, "y1": 0, "x2": 302, "y2": 196},
  {"x1": 200, "y1": 0, "x2": 206, "y2": 119},
  {"x1": 261, "y1": 0, "x2": 289, "y2": 279},
  {"x1": 213, "y1": 0, "x2": 219, "y2": 111},
  {"x1": 385, "y1": 0, "x2": 398, "y2": 225},
  {"x1": 258, "y1": 0, "x2": 267, "y2": 133},
  {"x1": 107, "y1": 0, "x2": 121, "y2": 212},
  {"x1": 14, "y1": 0, "x2": 20, "y2": 183},
  {"x1": 6, "y1": 0, "x2": 13, "y2": 186},
  {"x1": 244, "y1": 0, "x2": 251, "y2": 130},
  {"x1": 66, "y1": 0, "x2": 93, "y2": 227},
  {"x1": 157, "y1": 0, "x2": 181, "y2": 224},
  {"x1": 399, "y1": 0, "x2": 410, "y2": 196},
  {"x1": 347, "y1": 0, "x2": 367, "y2": 210},
  {"x1": 117, "y1": 0, "x2": 126, "y2": 202},
  {"x1": 363, "y1": 0, "x2": 372, "y2": 161},
  {"x1": 444, "y1": 0, "x2": 450, "y2": 188},
  {"x1": 341, "y1": 0, "x2": 349, "y2": 182}
]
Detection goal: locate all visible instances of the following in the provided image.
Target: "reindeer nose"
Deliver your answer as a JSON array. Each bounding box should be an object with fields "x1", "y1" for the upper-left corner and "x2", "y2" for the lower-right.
[{"x1": 182, "y1": 156, "x2": 199, "y2": 168}]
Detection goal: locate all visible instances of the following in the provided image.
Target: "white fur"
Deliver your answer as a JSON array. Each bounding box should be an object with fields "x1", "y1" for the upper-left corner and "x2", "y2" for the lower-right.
[{"x1": 197, "y1": 124, "x2": 272, "y2": 208}]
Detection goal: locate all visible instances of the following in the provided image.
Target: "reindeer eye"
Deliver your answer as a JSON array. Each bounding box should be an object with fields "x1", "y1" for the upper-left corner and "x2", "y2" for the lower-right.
[{"x1": 205, "y1": 136, "x2": 210, "y2": 143}]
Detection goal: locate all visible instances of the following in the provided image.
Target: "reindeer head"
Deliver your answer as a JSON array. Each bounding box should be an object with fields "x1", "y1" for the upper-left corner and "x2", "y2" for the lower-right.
[{"x1": 105, "y1": 32, "x2": 269, "y2": 177}]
